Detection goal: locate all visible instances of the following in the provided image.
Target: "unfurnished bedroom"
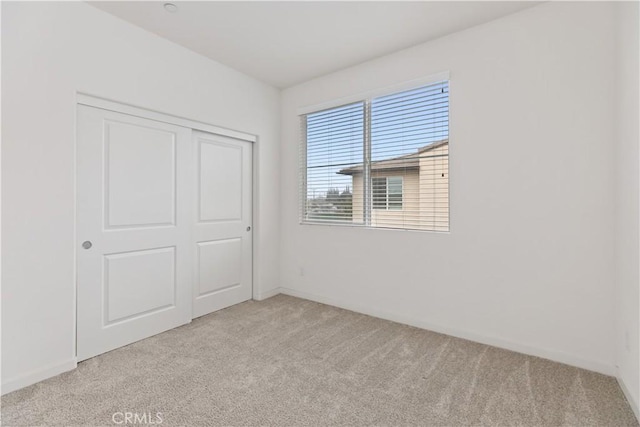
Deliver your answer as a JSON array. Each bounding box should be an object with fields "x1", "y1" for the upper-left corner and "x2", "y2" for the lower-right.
[{"x1": 1, "y1": 1, "x2": 639, "y2": 426}]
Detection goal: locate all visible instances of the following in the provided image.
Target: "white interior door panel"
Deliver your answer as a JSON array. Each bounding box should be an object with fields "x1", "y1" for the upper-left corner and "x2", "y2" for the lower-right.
[
  {"x1": 193, "y1": 131, "x2": 253, "y2": 318},
  {"x1": 76, "y1": 105, "x2": 193, "y2": 361}
]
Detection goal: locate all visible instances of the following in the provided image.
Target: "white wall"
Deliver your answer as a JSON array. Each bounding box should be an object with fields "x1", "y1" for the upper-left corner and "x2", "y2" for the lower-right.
[
  {"x1": 614, "y1": 1, "x2": 640, "y2": 417},
  {"x1": 280, "y1": 2, "x2": 618, "y2": 374},
  {"x1": 1, "y1": 2, "x2": 280, "y2": 392}
]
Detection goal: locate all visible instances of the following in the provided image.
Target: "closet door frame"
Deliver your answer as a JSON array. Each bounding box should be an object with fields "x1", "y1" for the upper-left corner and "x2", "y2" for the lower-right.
[{"x1": 74, "y1": 93, "x2": 258, "y2": 356}]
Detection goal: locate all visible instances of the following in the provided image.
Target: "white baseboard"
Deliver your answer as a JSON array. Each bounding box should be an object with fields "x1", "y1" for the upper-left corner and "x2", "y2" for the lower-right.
[
  {"x1": 253, "y1": 286, "x2": 283, "y2": 301},
  {"x1": 1, "y1": 358, "x2": 77, "y2": 395},
  {"x1": 617, "y1": 375, "x2": 640, "y2": 422},
  {"x1": 278, "y1": 287, "x2": 616, "y2": 376}
]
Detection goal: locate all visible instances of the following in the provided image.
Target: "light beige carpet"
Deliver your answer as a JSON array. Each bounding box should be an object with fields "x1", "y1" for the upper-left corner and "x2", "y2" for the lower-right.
[{"x1": 2, "y1": 295, "x2": 638, "y2": 426}]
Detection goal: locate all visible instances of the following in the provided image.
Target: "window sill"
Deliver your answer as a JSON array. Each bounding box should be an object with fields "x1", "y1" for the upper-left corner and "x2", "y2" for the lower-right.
[{"x1": 299, "y1": 220, "x2": 450, "y2": 234}]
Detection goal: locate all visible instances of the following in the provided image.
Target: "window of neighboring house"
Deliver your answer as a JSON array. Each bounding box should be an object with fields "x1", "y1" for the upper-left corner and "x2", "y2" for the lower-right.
[
  {"x1": 300, "y1": 78, "x2": 449, "y2": 232},
  {"x1": 373, "y1": 177, "x2": 403, "y2": 210}
]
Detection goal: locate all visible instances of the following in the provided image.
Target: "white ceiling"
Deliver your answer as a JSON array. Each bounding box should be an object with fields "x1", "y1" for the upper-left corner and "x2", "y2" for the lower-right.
[{"x1": 90, "y1": 1, "x2": 539, "y2": 88}]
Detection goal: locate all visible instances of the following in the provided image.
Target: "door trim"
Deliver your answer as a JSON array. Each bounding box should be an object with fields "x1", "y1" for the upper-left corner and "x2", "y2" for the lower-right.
[{"x1": 77, "y1": 93, "x2": 257, "y2": 143}]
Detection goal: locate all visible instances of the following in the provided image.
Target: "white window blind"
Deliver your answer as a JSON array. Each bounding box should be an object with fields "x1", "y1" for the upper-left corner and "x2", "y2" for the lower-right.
[
  {"x1": 300, "y1": 80, "x2": 449, "y2": 231},
  {"x1": 301, "y1": 102, "x2": 364, "y2": 224}
]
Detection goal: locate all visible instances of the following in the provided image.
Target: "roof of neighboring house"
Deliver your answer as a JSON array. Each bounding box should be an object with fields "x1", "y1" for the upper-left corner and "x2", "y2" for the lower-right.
[{"x1": 337, "y1": 139, "x2": 448, "y2": 175}]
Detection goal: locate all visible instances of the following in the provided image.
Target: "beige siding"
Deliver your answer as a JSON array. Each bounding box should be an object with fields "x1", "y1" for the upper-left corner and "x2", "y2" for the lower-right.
[
  {"x1": 351, "y1": 169, "x2": 422, "y2": 229},
  {"x1": 352, "y1": 174, "x2": 364, "y2": 224},
  {"x1": 348, "y1": 143, "x2": 449, "y2": 231},
  {"x1": 371, "y1": 170, "x2": 420, "y2": 229},
  {"x1": 419, "y1": 144, "x2": 449, "y2": 231}
]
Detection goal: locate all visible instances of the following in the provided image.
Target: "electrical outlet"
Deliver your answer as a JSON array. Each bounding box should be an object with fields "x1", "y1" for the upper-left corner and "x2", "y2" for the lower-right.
[{"x1": 299, "y1": 267, "x2": 305, "y2": 277}]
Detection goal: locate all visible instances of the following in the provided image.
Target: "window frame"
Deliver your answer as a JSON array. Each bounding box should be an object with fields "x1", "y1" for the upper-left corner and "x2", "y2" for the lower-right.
[{"x1": 299, "y1": 72, "x2": 450, "y2": 233}]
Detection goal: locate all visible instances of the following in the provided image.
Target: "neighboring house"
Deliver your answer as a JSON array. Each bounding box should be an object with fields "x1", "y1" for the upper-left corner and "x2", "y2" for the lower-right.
[{"x1": 338, "y1": 139, "x2": 449, "y2": 231}]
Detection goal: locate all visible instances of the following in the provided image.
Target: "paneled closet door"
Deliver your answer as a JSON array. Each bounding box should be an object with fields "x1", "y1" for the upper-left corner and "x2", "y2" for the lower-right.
[
  {"x1": 76, "y1": 105, "x2": 193, "y2": 361},
  {"x1": 192, "y1": 130, "x2": 253, "y2": 318}
]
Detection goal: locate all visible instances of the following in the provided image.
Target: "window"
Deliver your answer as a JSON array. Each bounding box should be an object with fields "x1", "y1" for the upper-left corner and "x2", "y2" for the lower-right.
[
  {"x1": 302, "y1": 102, "x2": 364, "y2": 223},
  {"x1": 301, "y1": 79, "x2": 449, "y2": 231},
  {"x1": 373, "y1": 177, "x2": 403, "y2": 210}
]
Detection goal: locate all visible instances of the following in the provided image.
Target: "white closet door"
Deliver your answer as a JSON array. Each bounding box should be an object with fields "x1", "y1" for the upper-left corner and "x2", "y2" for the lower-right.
[
  {"x1": 76, "y1": 105, "x2": 193, "y2": 361},
  {"x1": 193, "y1": 131, "x2": 253, "y2": 318}
]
